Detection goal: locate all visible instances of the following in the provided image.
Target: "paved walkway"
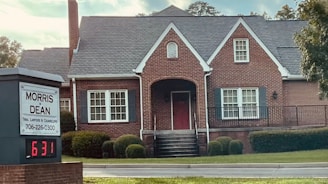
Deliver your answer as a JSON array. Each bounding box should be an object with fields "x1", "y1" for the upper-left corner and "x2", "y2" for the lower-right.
[{"x1": 83, "y1": 162, "x2": 328, "y2": 168}]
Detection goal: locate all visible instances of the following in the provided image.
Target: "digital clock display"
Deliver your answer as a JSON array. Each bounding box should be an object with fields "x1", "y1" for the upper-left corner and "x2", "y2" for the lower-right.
[{"x1": 26, "y1": 139, "x2": 56, "y2": 158}]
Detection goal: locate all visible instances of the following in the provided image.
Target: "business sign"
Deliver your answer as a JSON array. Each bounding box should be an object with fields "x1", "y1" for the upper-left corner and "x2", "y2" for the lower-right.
[{"x1": 20, "y1": 82, "x2": 60, "y2": 136}]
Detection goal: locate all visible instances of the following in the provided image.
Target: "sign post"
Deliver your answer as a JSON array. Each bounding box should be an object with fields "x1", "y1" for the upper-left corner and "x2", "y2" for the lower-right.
[{"x1": 0, "y1": 68, "x2": 62, "y2": 164}]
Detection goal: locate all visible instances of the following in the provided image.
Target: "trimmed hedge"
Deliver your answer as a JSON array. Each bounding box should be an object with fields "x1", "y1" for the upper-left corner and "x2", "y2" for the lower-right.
[
  {"x1": 208, "y1": 141, "x2": 223, "y2": 156},
  {"x1": 249, "y1": 128, "x2": 328, "y2": 153},
  {"x1": 60, "y1": 111, "x2": 76, "y2": 133},
  {"x1": 114, "y1": 134, "x2": 143, "y2": 158},
  {"x1": 216, "y1": 136, "x2": 233, "y2": 155},
  {"x1": 125, "y1": 144, "x2": 146, "y2": 158},
  {"x1": 62, "y1": 131, "x2": 78, "y2": 156},
  {"x1": 72, "y1": 131, "x2": 110, "y2": 158},
  {"x1": 229, "y1": 140, "x2": 243, "y2": 155},
  {"x1": 102, "y1": 140, "x2": 115, "y2": 158}
]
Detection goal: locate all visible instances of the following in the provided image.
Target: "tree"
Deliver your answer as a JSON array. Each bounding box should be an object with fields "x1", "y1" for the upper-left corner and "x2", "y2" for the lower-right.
[
  {"x1": 0, "y1": 36, "x2": 22, "y2": 68},
  {"x1": 249, "y1": 11, "x2": 272, "y2": 20},
  {"x1": 294, "y1": 0, "x2": 328, "y2": 98},
  {"x1": 186, "y1": 1, "x2": 220, "y2": 16},
  {"x1": 275, "y1": 4, "x2": 297, "y2": 20}
]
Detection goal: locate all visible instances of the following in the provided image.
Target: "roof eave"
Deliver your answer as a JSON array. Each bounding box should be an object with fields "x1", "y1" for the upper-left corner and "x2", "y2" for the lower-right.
[{"x1": 67, "y1": 73, "x2": 138, "y2": 80}]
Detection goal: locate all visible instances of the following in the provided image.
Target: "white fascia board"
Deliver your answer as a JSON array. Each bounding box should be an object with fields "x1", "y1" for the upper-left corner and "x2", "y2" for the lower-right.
[
  {"x1": 67, "y1": 73, "x2": 138, "y2": 79},
  {"x1": 207, "y1": 17, "x2": 290, "y2": 77},
  {"x1": 282, "y1": 75, "x2": 306, "y2": 80},
  {"x1": 134, "y1": 22, "x2": 212, "y2": 73}
]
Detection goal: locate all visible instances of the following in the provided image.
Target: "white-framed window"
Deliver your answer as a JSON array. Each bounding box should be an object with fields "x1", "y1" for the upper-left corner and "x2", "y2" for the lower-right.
[
  {"x1": 233, "y1": 38, "x2": 249, "y2": 63},
  {"x1": 221, "y1": 88, "x2": 259, "y2": 119},
  {"x1": 87, "y1": 90, "x2": 128, "y2": 123},
  {"x1": 60, "y1": 98, "x2": 71, "y2": 112},
  {"x1": 167, "y1": 42, "x2": 178, "y2": 58}
]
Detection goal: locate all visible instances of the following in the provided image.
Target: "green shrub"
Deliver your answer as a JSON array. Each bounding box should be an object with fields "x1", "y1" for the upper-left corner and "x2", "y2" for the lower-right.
[
  {"x1": 62, "y1": 131, "x2": 78, "y2": 156},
  {"x1": 125, "y1": 144, "x2": 146, "y2": 158},
  {"x1": 114, "y1": 134, "x2": 143, "y2": 158},
  {"x1": 249, "y1": 128, "x2": 328, "y2": 153},
  {"x1": 72, "y1": 131, "x2": 110, "y2": 158},
  {"x1": 102, "y1": 140, "x2": 115, "y2": 158},
  {"x1": 229, "y1": 140, "x2": 243, "y2": 155},
  {"x1": 60, "y1": 111, "x2": 75, "y2": 133},
  {"x1": 216, "y1": 136, "x2": 233, "y2": 155},
  {"x1": 208, "y1": 141, "x2": 223, "y2": 156}
]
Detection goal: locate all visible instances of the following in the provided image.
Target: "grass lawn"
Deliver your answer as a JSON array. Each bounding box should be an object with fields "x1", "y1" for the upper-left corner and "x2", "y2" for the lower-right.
[
  {"x1": 63, "y1": 149, "x2": 328, "y2": 164},
  {"x1": 83, "y1": 178, "x2": 328, "y2": 184}
]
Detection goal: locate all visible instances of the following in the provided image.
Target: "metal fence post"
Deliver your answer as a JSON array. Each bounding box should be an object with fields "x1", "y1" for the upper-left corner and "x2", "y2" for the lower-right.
[
  {"x1": 325, "y1": 105, "x2": 327, "y2": 126},
  {"x1": 296, "y1": 106, "x2": 299, "y2": 126}
]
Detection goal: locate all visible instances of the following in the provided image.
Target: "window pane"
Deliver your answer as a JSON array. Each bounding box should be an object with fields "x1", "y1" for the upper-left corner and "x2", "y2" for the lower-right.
[
  {"x1": 109, "y1": 91, "x2": 127, "y2": 121},
  {"x1": 89, "y1": 91, "x2": 106, "y2": 121}
]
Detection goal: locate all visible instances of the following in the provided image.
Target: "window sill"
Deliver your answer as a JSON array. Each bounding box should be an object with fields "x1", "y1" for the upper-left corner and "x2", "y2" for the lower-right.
[{"x1": 87, "y1": 121, "x2": 130, "y2": 124}]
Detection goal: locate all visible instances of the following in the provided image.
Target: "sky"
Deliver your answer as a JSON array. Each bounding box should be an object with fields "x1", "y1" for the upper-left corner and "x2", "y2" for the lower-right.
[{"x1": 0, "y1": 0, "x2": 298, "y2": 50}]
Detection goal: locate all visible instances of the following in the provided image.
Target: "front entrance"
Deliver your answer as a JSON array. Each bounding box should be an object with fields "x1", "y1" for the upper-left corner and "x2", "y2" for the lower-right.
[{"x1": 172, "y1": 92, "x2": 190, "y2": 130}]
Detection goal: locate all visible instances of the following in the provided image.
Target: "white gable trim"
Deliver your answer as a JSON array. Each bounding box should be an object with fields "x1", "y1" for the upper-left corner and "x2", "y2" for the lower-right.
[
  {"x1": 207, "y1": 18, "x2": 289, "y2": 77},
  {"x1": 134, "y1": 22, "x2": 211, "y2": 73}
]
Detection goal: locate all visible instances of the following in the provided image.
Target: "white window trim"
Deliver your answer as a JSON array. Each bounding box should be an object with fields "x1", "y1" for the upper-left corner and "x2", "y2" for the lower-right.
[
  {"x1": 60, "y1": 98, "x2": 71, "y2": 112},
  {"x1": 233, "y1": 38, "x2": 249, "y2": 63},
  {"x1": 167, "y1": 42, "x2": 178, "y2": 58},
  {"x1": 87, "y1": 90, "x2": 129, "y2": 123},
  {"x1": 221, "y1": 87, "x2": 259, "y2": 120}
]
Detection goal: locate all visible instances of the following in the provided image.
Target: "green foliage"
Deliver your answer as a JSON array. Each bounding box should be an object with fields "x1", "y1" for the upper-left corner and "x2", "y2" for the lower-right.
[
  {"x1": 114, "y1": 134, "x2": 143, "y2": 158},
  {"x1": 229, "y1": 140, "x2": 243, "y2": 155},
  {"x1": 216, "y1": 136, "x2": 233, "y2": 155},
  {"x1": 61, "y1": 131, "x2": 78, "y2": 156},
  {"x1": 125, "y1": 144, "x2": 146, "y2": 158},
  {"x1": 275, "y1": 4, "x2": 297, "y2": 20},
  {"x1": 102, "y1": 140, "x2": 115, "y2": 158},
  {"x1": 295, "y1": 0, "x2": 328, "y2": 98},
  {"x1": 0, "y1": 36, "x2": 22, "y2": 68},
  {"x1": 249, "y1": 128, "x2": 328, "y2": 153},
  {"x1": 60, "y1": 111, "x2": 75, "y2": 134},
  {"x1": 208, "y1": 141, "x2": 223, "y2": 156},
  {"x1": 72, "y1": 131, "x2": 110, "y2": 158},
  {"x1": 185, "y1": 1, "x2": 220, "y2": 16}
]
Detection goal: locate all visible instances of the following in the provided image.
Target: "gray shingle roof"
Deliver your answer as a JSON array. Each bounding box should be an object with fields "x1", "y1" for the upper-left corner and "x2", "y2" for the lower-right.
[
  {"x1": 69, "y1": 8, "x2": 307, "y2": 77},
  {"x1": 152, "y1": 5, "x2": 192, "y2": 16},
  {"x1": 19, "y1": 48, "x2": 69, "y2": 82}
]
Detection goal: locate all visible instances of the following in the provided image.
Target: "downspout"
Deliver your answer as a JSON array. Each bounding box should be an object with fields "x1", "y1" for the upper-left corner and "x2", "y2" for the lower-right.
[
  {"x1": 204, "y1": 72, "x2": 212, "y2": 144},
  {"x1": 134, "y1": 74, "x2": 144, "y2": 140},
  {"x1": 72, "y1": 78, "x2": 78, "y2": 131}
]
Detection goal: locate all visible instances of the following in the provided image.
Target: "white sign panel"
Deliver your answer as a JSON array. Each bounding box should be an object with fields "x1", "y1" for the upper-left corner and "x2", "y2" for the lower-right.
[{"x1": 20, "y1": 82, "x2": 60, "y2": 136}]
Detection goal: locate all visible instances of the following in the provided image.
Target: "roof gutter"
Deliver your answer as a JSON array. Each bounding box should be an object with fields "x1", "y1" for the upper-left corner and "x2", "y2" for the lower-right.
[
  {"x1": 282, "y1": 75, "x2": 306, "y2": 81},
  {"x1": 67, "y1": 73, "x2": 138, "y2": 79}
]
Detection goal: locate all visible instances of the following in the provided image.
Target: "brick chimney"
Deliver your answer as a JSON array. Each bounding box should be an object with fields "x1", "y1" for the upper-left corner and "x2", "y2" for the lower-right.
[{"x1": 68, "y1": 0, "x2": 79, "y2": 65}]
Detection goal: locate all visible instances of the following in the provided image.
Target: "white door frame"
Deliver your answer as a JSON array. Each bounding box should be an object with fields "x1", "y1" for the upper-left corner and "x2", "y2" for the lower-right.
[{"x1": 170, "y1": 91, "x2": 192, "y2": 130}]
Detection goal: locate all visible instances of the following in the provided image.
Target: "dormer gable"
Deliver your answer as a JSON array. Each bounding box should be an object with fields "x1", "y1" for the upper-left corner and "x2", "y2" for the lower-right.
[
  {"x1": 207, "y1": 17, "x2": 289, "y2": 77},
  {"x1": 134, "y1": 22, "x2": 211, "y2": 73}
]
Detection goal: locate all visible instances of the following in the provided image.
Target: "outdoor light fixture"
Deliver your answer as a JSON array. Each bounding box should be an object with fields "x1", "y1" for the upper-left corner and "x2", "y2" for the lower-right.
[{"x1": 272, "y1": 91, "x2": 278, "y2": 100}]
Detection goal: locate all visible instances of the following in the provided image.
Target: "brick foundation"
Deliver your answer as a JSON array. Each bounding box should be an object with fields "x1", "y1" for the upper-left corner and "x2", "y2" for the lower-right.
[{"x1": 0, "y1": 162, "x2": 82, "y2": 184}]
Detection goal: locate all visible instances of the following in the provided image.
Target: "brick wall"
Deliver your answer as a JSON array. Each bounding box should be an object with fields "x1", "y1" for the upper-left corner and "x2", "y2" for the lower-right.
[
  {"x1": 60, "y1": 86, "x2": 70, "y2": 98},
  {"x1": 0, "y1": 162, "x2": 82, "y2": 184},
  {"x1": 283, "y1": 80, "x2": 328, "y2": 106},
  {"x1": 141, "y1": 29, "x2": 207, "y2": 130},
  {"x1": 208, "y1": 24, "x2": 284, "y2": 126},
  {"x1": 75, "y1": 79, "x2": 141, "y2": 138}
]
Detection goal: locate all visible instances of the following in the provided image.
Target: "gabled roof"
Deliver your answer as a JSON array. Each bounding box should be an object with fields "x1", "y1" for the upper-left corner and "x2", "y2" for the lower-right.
[
  {"x1": 19, "y1": 48, "x2": 70, "y2": 83},
  {"x1": 68, "y1": 6, "x2": 307, "y2": 79},
  {"x1": 134, "y1": 22, "x2": 211, "y2": 73},
  {"x1": 152, "y1": 5, "x2": 192, "y2": 16}
]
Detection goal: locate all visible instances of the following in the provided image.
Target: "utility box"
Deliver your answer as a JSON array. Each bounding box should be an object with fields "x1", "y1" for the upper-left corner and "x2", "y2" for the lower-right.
[{"x1": 0, "y1": 68, "x2": 63, "y2": 165}]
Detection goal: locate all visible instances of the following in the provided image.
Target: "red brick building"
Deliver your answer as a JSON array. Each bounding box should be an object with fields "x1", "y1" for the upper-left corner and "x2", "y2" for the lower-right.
[{"x1": 19, "y1": 0, "x2": 328, "y2": 156}]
